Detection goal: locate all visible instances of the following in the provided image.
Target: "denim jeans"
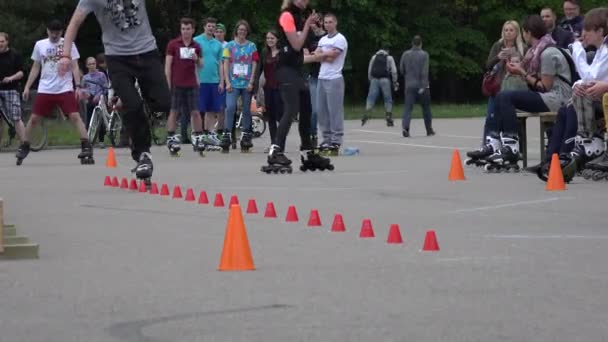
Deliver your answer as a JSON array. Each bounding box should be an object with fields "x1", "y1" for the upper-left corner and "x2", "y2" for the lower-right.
[
  {"x1": 224, "y1": 88, "x2": 252, "y2": 133},
  {"x1": 488, "y1": 91, "x2": 549, "y2": 135},
  {"x1": 546, "y1": 104, "x2": 578, "y2": 158},
  {"x1": 482, "y1": 96, "x2": 496, "y2": 142},
  {"x1": 366, "y1": 77, "x2": 393, "y2": 112},
  {"x1": 309, "y1": 76, "x2": 318, "y2": 136}
]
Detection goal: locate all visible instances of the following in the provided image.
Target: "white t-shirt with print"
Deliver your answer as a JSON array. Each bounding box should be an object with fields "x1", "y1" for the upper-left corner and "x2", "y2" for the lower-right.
[
  {"x1": 318, "y1": 33, "x2": 348, "y2": 80},
  {"x1": 31, "y1": 38, "x2": 80, "y2": 94}
]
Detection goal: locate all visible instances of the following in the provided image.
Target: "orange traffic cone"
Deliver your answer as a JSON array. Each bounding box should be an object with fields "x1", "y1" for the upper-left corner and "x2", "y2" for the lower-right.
[
  {"x1": 448, "y1": 149, "x2": 465, "y2": 181},
  {"x1": 105, "y1": 147, "x2": 117, "y2": 168},
  {"x1": 218, "y1": 204, "x2": 255, "y2": 271},
  {"x1": 546, "y1": 153, "x2": 566, "y2": 191}
]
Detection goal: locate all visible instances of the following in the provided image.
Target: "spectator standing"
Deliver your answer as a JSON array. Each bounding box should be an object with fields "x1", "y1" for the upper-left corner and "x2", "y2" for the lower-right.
[
  {"x1": 0, "y1": 32, "x2": 26, "y2": 143},
  {"x1": 541, "y1": 7, "x2": 575, "y2": 48},
  {"x1": 560, "y1": 0, "x2": 584, "y2": 39},
  {"x1": 81, "y1": 56, "x2": 109, "y2": 147},
  {"x1": 361, "y1": 47, "x2": 398, "y2": 127},
  {"x1": 399, "y1": 35, "x2": 435, "y2": 137}
]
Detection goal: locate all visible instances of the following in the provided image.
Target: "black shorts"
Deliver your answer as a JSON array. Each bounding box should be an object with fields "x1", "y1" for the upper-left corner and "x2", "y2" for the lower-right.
[{"x1": 170, "y1": 87, "x2": 199, "y2": 114}]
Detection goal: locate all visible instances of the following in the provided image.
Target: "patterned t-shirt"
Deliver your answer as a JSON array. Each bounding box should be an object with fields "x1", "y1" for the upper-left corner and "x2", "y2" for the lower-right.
[
  {"x1": 223, "y1": 40, "x2": 259, "y2": 89},
  {"x1": 31, "y1": 38, "x2": 80, "y2": 94}
]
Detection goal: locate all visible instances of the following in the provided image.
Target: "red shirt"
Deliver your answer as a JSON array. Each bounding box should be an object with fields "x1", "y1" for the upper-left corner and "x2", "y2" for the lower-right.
[{"x1": 166, "y1": 37, "x2": 202, "y2": 88}]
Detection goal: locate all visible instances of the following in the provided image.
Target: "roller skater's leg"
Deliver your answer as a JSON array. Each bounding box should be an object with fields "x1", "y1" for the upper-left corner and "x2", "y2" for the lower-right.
[
  {"x1": 15, "y1": 142, "x2": 30, "y2": 166},
  {"x1": 465, "y1": 132, "x2": 500, "y2": 167},
  {"x1": 78, "y1": 139, "x2": 95, "y2": 165},
  {"x1": 166, "y1": 134, "x2": 181, "y2": 157}
]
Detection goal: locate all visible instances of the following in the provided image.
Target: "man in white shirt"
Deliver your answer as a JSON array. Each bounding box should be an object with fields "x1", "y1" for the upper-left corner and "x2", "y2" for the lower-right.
[
  {"x1": 17, "y1": 19, "x2": 92, "y2": 166},
  {"x1": 315, "y1": 13, "x2": 347, "y2": 154}
]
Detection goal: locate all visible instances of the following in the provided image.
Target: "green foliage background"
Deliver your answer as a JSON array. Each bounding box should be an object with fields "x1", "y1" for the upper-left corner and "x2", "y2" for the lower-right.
[{"x1": 2, "y1": 0, "x2": 605, "y2": 102}]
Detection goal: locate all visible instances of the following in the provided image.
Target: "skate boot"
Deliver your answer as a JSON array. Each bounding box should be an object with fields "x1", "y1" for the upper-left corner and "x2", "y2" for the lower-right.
[
  {"x1": 320, "y1": 143, "x2": 340, "y2": 157},
  {"x1": 202, "y1": 132, "x2": 222, "y2": 152},
  {"x1": 310, "y1": 134, "x2": 318, "y2": 149},
  {"x1": 385, "y1": 112, "x2": 394, "y2": 127},
  {"x1": 231, "y1": 127, "x2": 237, "y2": 150},
  {"x1": 582, "y1": 147, "x2": 608, "y2": 181},
  {"x1": 536, "y1": 153, "x2": 577, "y2": 183},
  {"x1": 220, "y1": 132, "x2": 231, "y2": 154},
  {"x1": 191, "y1": 133, "x2": 206, "y2": 157},
  {"x1": 300, "y1": 149, "x2": 335, "y2": 172},
  {"x1": 78, "y1": 140, "x2": 95, "y2": 165},
  {"x1": 361, "y1": 113, "x2": 370, "y2": 126},
  {"x1": 15, "y1": 142, "x2": 30, "y2": 166},
  {"x1": 132, "y1": 152, "x2": 153, "y2": 189},
  {"x1": 240, "y1": 132, "x2": 253, "y2": 153},
  {"x1": 465, "y1": 133, "x2": 501, "y2": 167},
  {"x1": 166, "y1": 134, "x2": 181, "y2": 157},
  {"x1": 571, "y1": 133, "x2": 605, "y2": 178},
  {"x1": 261, "y1": 144, "x2": 293, "y2": 174},
  {"x1": 485, "y1": 134, "x2": 521, "y2": 173}
]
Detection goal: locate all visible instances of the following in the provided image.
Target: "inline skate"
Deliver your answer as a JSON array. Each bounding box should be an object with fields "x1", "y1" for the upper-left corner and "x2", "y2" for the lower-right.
[
  {"x1": 300, "y1": 149, "x2": 334, "y2": 172},
  {"x1": 261, "y1": 144, "x2": 293, "y2": 174},
  {"x1": 240, "y1": 132, "x2": 253, "y2": 153},
  {"x1": 131, "y1": 152, "x2": 153, "y2": 189},
  {"x1": 220, "y1": 132, "x2": 231, "y2": 154},
  {"x1": 191, "y1": 133, "x2": 206, "y2": 157},
  {"x1": 465, "y1": 133, "x2": 500, "y2": 167},
  {"x1": 484, "y1": 134, "x2": 521, "y2": 173},
  {"x1": 78, "y1": 140, "x2": 95, "y2": 165},
  {"x1": 166, "y1": 134, "x2": 181, "y2": 157},
  {"x1": 15, "y1": 142, "x2": 30, "y2": 166}
]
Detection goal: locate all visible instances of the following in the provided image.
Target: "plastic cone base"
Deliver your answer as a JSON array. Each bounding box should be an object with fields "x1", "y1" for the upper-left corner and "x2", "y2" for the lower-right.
[
  {"x1": 120, "y1": 178, "x2": 129, "y2": 189},
  {"x1": 160, "y1": 184, "x2": 170, "y2": 196},
  {"x1": 104, "y1": 176, "x2": 112, "y2": 186},
  {"x1": 111, "y1": 177, "x2": 119, "y2": 187},
  {"x1": 230, "y1": 195, "x2": 239, "y2": 206},
  {"x1": 198, "y1": 191, "x2": 209, "y2": 204},
  {"x1": 105, "y1": 147, "x2": 117, "y2": 168},
  {"x1": 214, "y1": 193, "x2": 225, "y2": 207},
  {"x1": 387, "y1": 224, "x2": 403, "y2": 243},
  {"x1": 172, "y1": 186, "x2": 183, "y2": 199},
  {"x1": 246, "y1": 199, "x2": 258, "y2": 214},
  {"x1": 264, "y1": 202, "x2": 277, "y2": 218},
  {"x1": 138, "y1": 180, "x2": 148, "y2": 193},
  {"x1": 129, "y1": 179, "x2": 138, "y2": 190},
  {"x1": 448, "y1": 149, "x2": 466, "y2": 181},
  {"x1": 286, "y1": 205, "x2": 299, "y2": 222},
  {"x1": 150, "y1": 183, "x2": 159, "y2": 194},
  {"x1": 218, "y1": 204, "x2": 255, "y2": 271},
  {"x1": 331, "y1": 214, "x2": 346, "y2": 232},
  {"x1": 307, "y1": 210, "x2": 322, "y2": 227},
  {"x1": 359, "y1": 219, "x2": 375, "y2": 238},
  {"x1": 185, "y1": 188, "x2": 196, "y2": 201},
  {"x1": 546, "y1": 153, "x2": 566, "y2": 191},
  {"x1": 422, "y1": 230, "x2": 440, "y2": 251}
]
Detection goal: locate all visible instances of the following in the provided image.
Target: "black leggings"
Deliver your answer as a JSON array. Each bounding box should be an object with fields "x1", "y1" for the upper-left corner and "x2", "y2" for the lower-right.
[
  {"x1": 264, "y1": 87, "x2": 283, "y2": 145},
  {"x1": 275, "y1": 67, "x2": 313, "y2": 151},
  {"x1": 106, "y1": 50, "x2": 170, "y2": 161}
]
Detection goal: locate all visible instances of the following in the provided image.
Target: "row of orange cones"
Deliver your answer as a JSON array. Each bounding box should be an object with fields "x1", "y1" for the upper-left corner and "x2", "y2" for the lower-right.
[
  {"x1": 103, "y1": 175, "x2": 439, "y2": 248},
  {"x1": 448, "y1": 150, "x2": 567, "y2": 190}
]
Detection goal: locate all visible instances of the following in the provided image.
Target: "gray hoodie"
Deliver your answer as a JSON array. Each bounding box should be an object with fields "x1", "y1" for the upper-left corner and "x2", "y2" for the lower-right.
[
  {"x1": 368, "y1": 50, "x2": 398, "y2": 84},
  {"x1": 399, "y1": 46, "x2": 430, "y2": 90}
]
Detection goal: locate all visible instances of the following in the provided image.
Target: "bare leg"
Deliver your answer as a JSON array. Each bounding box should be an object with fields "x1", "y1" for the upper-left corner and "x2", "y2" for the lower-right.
[
  {"x1": 67, "y1": 112, "x2": 89, "y2": 139},
  {"x1": 167, "y1": 110, "x2": 178, "y2": 132},
  {"x1": 190, "y1": 110, "x2": 203, "y2": 132},
  {"x1": 14, "y1": 119, "x2": 26, "y2": 142},
  {"x1": 24, "y1": 114, "x2": 42, "y2": 142}
]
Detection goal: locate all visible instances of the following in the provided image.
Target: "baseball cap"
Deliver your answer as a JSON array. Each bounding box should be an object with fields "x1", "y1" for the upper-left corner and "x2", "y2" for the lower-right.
[
  {"x1": 46, "y1": 19, "x2": 64, "y2": 31},
  {"x1": 216, "y1": 23, "x2": 225, "y2": 32}
]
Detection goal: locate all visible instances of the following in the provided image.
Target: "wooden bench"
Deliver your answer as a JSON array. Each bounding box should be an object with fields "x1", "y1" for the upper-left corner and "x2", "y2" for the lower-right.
[{"x1": 516, "y1": 111, "x2": 557, "y2": 168}]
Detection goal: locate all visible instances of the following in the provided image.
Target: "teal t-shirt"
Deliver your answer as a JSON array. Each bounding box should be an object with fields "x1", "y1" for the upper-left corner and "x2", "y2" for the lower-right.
[{"x1": 193, "y1": 34, "x2": 223, "y2": 84}]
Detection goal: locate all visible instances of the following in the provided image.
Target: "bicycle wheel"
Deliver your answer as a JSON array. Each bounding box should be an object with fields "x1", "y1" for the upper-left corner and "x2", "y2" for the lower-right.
[
  {"x1": 252, "y1": 113, "x2": 266, "y2": 138},
  {"x1": 87, "y1": 108, "x2": 101, "y2": 144},
  {"x1": 108, "y1": 113, "x2": 123, "y2": 147}
]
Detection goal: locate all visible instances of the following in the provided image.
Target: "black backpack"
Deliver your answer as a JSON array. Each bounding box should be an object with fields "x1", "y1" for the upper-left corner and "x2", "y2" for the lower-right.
[
  {"x1": 370, "y1": 53, "x2": 390, "y2": 79},
  {"x1": 548, "y1": 45, "x2": 580, "y2": 86}
]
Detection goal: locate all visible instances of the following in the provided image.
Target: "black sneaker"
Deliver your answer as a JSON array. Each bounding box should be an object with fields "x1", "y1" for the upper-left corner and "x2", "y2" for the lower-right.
[
  {"x1": 402, "y1": 129, "x2": 410, "y2": 138},
  {"x1": 427, "y1": 129, "x2": 436, "y2": 136}
]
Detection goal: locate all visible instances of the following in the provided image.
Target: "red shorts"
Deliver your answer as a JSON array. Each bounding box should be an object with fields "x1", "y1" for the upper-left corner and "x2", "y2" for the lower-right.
[{"x1": 32, "y1": 91, "x2": 79, "y2": 117}]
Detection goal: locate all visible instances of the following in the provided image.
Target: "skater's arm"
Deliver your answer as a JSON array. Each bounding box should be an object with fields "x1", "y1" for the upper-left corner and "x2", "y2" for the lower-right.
[
  {"x1": 72, "y1": 59, "x2": 82, "y2": 89},
  {"x1": 279, "y1": 11, "x2": 316, "y2": 52},
  {"x1": 22, "y1": 61, "x2": 40, "y2": 101},
  {"x1": 223, "y1": 59, "x2": 232, "y2": 91},
  {"x1": 164, "y1": 55, "x2": 173, "y2": 89},
  {"x1": 58, "y1": 8, "x2": 87, "y2": 75}
]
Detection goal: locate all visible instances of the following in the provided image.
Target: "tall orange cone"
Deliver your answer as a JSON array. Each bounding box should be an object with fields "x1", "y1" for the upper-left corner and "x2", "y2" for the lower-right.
[
  {"x1": 105, "y1": 147, "x2": 117, "y2": 168},
  {"x1": 448, "y1": 149, "x2": 466, "y2": 181},
  {"x1": 218, "y1": 204, "x2": 255, "y2": 271},
  {"x1": 546, "y1": 153, "x2": 566, "y2": 191}
]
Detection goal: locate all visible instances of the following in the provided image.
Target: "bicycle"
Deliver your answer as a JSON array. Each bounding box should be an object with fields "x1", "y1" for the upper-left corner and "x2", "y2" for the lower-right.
[
  {"x1": 83, "y1": 80, "x2": 125, "y2": 147},
  {"x1": 0, "y1": 91, "x2": 47, "y2": 151}
]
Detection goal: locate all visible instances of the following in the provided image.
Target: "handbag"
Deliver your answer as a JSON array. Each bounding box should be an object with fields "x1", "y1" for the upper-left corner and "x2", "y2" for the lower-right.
[{"x1": 481, "y1": 68, "x2": 501, "y2": 97}]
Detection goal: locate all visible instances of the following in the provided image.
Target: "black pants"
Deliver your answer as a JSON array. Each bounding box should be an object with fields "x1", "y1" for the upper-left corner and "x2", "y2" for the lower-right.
[
  {"x1": 106, "y1": 50, "x2": 170, "y2": 161},
  {"x1": 275, "y1": 67, "x2": 313, "y2": 151},
  {"x1": 487, "y1": 90, "x2": 549, "y2": 135},
  {"x1": 264, "y1": 86, "x2": 283, "y2": 145},
  {"x1": 85, "y1": 100, "x2": 106, "y2": 142}
]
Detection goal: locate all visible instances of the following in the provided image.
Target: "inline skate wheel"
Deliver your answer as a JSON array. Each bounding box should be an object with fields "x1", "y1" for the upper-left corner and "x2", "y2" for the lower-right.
[
  {"x1": 300, "y1": 165, "x2": 307, "y2": 172},
  {"x1": 592, "y1": 171, "x2": 605, "y2": 181},
  {"x1": 582, "y1": 169, "x2": 593, "y2": 180},
  {"x1": 327, "y1": 164, "x2": 335, "y2": 171},
  {"x1": 484, "y1": 164, "x2": 492, "y2": 172}
]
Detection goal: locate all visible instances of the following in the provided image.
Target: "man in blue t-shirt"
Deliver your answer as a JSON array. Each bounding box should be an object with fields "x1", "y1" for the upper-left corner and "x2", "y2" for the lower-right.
[{"x1": 194, "y1": 17, "x2": 224, "y2": 145}]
